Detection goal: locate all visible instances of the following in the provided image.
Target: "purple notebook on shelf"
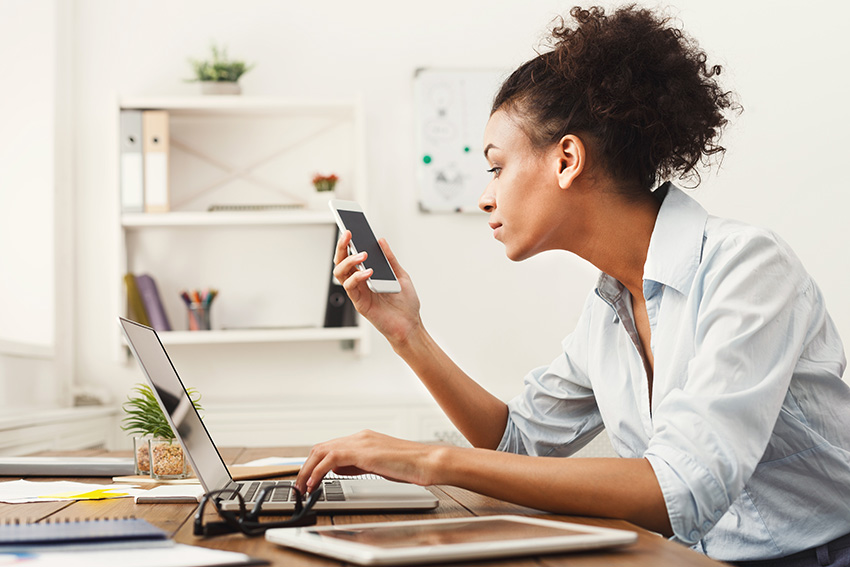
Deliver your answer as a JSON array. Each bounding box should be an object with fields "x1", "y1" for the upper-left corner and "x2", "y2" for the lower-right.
[{"x1": 135, "y1": 274, "x2": 172, "y2": 332}]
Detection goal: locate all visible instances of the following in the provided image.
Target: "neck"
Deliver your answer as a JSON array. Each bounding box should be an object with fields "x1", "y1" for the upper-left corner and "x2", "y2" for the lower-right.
[{"x1": 569, "y1": 182, "x2": 661, "y2": 298}]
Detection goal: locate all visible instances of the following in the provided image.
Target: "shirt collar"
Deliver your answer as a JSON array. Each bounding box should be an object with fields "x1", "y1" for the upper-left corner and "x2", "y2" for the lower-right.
[
  {"x1": 643, "y1": 183, "x2": 708, "y2": 295},
  {"x1": 596, "y1": 182, "x2": 708, "y2": 303}
]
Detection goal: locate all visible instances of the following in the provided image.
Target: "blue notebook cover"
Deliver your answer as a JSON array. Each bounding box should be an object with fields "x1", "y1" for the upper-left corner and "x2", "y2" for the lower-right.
[{"x1": 0, "y1": 517, "x2": 168, "y2": 546}]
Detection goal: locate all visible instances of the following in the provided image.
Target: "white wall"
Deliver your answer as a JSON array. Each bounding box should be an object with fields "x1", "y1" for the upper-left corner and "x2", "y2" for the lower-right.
[
  {"x1": 0, "y1": 0, "x2": 65, "y2": 408},
  {"x1": 59, "y1": 0, "x2": 850, "y2": 424},
  {"x1": 0, "y1": 1, "x2": 56, "y2": 348}
]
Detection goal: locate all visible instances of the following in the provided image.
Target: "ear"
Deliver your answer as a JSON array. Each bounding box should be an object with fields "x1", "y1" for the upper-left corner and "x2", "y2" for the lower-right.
[{"x1": 555, "y1": 134, "x2": 585, "y2": 189}]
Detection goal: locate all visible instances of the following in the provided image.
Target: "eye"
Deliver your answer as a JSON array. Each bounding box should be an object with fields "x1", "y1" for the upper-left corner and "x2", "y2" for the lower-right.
[{"x1": 486, "y1": 167, "x2": 502, "y2": 178}]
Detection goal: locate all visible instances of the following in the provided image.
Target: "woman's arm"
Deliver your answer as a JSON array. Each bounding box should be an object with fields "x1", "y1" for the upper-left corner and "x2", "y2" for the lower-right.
[
  {"x1": 393, "y1": 325, "x2": 508, "y2": 449},
  {"x1": 294, "y1": 430, "x2": 672, "y2": 536},
  {"x1": 334, "y1": 232, "x2": 508, "y2": 449}
]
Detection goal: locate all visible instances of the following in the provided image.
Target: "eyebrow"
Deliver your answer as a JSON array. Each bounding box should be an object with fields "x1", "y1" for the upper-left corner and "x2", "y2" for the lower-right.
[{"x1": 483, "y1": 143, "x2": 499, "y2": 159}]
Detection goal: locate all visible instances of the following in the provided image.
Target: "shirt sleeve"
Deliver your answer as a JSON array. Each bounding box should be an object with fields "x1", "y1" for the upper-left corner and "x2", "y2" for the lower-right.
[
  {"x1": 498, "y1": 292, "x2": 605, "y2": 457},
  {"x1": 644, "y1": 229, "x2": 817, "y2": 545}
]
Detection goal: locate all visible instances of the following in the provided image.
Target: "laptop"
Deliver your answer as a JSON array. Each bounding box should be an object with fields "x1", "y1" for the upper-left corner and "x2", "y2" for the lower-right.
[{"x1": 118, "y1": 317, "x2": 439, "y2": 513}]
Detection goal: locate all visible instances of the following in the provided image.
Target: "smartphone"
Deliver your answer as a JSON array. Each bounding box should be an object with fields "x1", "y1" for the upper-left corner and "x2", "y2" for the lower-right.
[{"x1": 328, "y1": 200, "x2": 401, "y2": 294}]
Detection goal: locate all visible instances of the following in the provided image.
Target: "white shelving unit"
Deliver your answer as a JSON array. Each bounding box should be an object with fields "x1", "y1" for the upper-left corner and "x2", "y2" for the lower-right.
[
  {"x1": 157, "y1": 327, "x2": 364, "y2": 346},
  {"x1": 115, "y1": 96, "x2": 368, "y2": 355},
  {"x1": 121, "y1": 210, "x2": 334, "y2": 228}
]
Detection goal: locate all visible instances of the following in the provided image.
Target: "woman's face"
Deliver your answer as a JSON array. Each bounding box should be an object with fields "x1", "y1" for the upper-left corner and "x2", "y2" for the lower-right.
[{"x1": 479, "y1": 109, "x2": 568, "y2": 262}]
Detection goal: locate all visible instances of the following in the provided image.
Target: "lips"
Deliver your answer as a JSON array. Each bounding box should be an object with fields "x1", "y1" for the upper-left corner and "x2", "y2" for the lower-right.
[{"x1": 489, "y1": 221, "x2": 502, "y2": 240}]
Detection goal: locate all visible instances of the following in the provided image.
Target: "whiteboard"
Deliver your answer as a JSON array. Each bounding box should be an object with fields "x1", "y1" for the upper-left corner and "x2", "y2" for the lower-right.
[{"x1": 413, "y1": 68, "x2": 507, "y2": 213}]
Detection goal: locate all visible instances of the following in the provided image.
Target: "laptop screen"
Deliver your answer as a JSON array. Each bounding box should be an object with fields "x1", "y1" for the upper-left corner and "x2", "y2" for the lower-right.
[{"x1": 119, "y1": 317, "x2": 231, "y2": 492}]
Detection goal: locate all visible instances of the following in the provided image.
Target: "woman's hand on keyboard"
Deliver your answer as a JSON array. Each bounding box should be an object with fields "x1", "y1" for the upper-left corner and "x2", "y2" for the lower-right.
[{"x1": 295, "y1": 430, "x2": 444, "y2": 494}]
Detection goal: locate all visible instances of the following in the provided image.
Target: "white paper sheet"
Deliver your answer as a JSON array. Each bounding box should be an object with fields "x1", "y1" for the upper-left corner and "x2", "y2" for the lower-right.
[
  {"x1": 0, "y1": 480, "x2": 145, "y2": 503},
  {"x1": 0, "y1": 543, "x2": 259, "y2": 567}
]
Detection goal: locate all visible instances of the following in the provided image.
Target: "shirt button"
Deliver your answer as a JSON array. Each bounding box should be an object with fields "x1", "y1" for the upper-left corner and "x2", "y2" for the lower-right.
[
  {"x1": 703, "y1": 521, "x2": 713, "y2": 531},
  {"x1": 689, "y1": 530, "x2": 700, "y2": 541},
  {"x1": 714, "y1": 510, "x2": 724, "y2": 520}
]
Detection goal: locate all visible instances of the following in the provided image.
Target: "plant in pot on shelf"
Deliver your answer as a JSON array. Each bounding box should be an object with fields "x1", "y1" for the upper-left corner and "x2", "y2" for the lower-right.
[
  {"x1": 121, "y1": 384, "x2": 203, "y2": 479},
  {"x1": 312, "y1": 173, "x2": 339, "y2": 209},
  {"x1": 187, "y1": 42, "x2": 254, "y2": 95}
]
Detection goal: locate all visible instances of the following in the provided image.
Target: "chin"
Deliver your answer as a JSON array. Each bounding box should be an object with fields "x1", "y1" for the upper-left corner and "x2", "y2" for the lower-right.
[{"x1": 504, "y1": 245, "x2": 531, "y2": 263}]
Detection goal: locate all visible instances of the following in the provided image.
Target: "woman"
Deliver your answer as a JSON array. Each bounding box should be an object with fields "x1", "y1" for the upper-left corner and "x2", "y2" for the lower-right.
[{"x1": 296, "y1": 6, "x2": 850, "y2": 565}]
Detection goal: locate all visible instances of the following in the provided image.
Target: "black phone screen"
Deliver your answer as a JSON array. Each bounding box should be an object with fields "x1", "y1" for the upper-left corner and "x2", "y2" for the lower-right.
[{"x1": 337, "y1": 210, "x2": 396, "y2": 281}]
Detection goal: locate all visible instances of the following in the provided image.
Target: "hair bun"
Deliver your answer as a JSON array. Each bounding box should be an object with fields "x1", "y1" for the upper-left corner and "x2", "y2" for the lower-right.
[{"x1": 493, "y1": 5, "x2": 740, "y2": 189}]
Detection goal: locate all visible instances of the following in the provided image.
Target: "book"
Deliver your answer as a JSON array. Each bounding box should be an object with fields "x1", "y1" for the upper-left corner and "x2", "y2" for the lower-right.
[
  {"x1": 133, "y1": 484, "x2": 205, "y2": 504},
  {"x1": 124, "y1": 273, "x2": 151, "y2": 327},
  {"x1": 0, "y1": 517, "x2": 168, "y2": 548},
  {"x1": 135, "y1": 274, "x2": 172, "y2": 331},
  {"x1": 207, "y1": 203, "x2": 304, "y2": 212}
]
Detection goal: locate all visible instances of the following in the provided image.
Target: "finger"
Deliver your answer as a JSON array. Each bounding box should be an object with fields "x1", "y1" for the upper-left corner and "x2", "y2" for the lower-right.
[
  {"x1": 295, "y1": 446, "x2": 327, "y2": 493},
  {"x1": 333, "y1": 231, "x2": 352, "y2": 266},
  {"x1": 305, "y1": 451, "x2": 349, "y2": 494},
  {"x1": 333, "y1": 251, "x2": 367, "y2": 283},
  {"x1": 343, "y1": 268, "x2": 373, "y2": 294}
]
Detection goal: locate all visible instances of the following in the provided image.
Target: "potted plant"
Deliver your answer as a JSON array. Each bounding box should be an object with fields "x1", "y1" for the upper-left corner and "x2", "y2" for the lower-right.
[
  {"x1": 312, "y1": 173, "x2": 339, "y2": 209},
  {"x1": 121, "y1": 384, "x2": 202, "y2": 479},
  {"x1": 188, "y1": 43, "x2": 254, "y2": 95}
]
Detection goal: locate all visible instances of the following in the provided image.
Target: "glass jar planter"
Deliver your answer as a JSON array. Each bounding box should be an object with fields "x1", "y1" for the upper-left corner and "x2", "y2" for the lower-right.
[
  {"x1": 149, "y1": 437, "x2": 189, "y2": 480},
  {"x1": 133, "y1": 434, "x2": 152, "y2": 475}
]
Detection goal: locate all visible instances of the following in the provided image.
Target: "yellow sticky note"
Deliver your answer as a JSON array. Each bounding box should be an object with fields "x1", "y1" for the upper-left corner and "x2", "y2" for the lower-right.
[{"x1": 38, "y1": 488, "x2": 129, "y2": 500}]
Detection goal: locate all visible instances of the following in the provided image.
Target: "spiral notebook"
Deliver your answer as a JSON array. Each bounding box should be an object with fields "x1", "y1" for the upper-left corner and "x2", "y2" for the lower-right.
[
  {"x1": 0, "y1": 517, "x2": 168, "y2": 548},
  {"x1": 0, "y1": 517, "x2": 270, "y2": 565}
]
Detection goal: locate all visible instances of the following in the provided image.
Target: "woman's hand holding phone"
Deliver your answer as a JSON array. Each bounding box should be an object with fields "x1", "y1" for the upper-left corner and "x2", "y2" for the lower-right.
[{"x1": 333, "y1": 231, "x2": 423, "y2": 348}]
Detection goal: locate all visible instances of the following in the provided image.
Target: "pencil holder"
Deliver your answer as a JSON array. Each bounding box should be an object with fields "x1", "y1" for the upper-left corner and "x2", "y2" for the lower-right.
[{"x1": 187, "y1": 303, "x2": 211, "y2": 331}]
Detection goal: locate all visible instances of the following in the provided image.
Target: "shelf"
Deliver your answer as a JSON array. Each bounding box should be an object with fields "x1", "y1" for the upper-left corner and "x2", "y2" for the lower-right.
[
  {"x1": 122, "y1": 210, "x2": 335, "y2": 228},
  {"x1": 115, "y1": 94, "x2": 368, "y2": 359},
  {"x1": 120, "y1": 96, "x2": 357, "y2": 117},
  {"x1": 156, "y1": 327, "x2": 364, "y2": 346}
]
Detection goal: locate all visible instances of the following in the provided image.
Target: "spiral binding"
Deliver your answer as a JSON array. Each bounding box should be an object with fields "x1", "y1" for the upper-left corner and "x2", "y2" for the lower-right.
[{"x1": 2, "y1": 516, "x2": 136, "y2": 525}]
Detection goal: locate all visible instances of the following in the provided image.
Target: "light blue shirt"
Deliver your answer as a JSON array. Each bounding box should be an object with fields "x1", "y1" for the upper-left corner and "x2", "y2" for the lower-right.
[{"x1": 497, "y1": 184, "x2": 850, "y2": 561}]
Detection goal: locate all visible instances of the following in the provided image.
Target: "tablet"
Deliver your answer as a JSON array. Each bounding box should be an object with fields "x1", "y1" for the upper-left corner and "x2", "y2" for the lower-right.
[{"x1": 265, "y1": 514, "x2": 638, "y2": 565}]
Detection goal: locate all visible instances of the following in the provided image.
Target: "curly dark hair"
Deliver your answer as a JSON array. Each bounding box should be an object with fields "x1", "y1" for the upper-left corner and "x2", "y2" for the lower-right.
[{"x1": 492, "y1": 5, "x2": 739, "y2": 191}]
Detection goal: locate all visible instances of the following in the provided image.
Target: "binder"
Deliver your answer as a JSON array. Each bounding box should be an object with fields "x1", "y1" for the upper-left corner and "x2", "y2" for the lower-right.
[
  {"x1": 119, "y1": 110, "x2": 144, "y2": 213},
  {"x1": 124, "y1": 273, "x2": 151, "y2": 327},
  {"x1": 135, "y1": 274, "x2": 172, "y2": 331},
  {"x1": 142, "y1": 110, "x2": 170, "y2": 213},
  {"x1": 324, "y1": 232, "x2": 356, "y2": 327}
]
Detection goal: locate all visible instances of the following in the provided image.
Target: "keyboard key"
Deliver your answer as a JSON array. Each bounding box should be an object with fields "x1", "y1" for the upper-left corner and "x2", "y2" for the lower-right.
[
  {"x1": 241, "y1": 481, "x2": 260, "y2": 501},
  {"x1": 323, "y1": 480, "x2": 346, "y2": 502}
]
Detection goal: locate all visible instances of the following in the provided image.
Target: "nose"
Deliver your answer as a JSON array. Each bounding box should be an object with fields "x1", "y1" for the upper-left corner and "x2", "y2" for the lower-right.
[{"x1": 478, "y1": 185, "x2": 496, "y2": 213}]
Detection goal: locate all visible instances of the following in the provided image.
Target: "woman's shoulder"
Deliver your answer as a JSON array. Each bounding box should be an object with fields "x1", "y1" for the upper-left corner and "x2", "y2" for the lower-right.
[
  {"x1": 703, "y1": 215, "x2": 796, "y2": 257},
  {"x1": 700, "y1": 215, "x2": 810, "y2": 290}
]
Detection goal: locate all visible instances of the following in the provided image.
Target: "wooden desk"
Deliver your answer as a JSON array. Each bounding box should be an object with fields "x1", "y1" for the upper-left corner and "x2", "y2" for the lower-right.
[{"x1": 2, "y1": 447, "x2": 727, "y2": 566}]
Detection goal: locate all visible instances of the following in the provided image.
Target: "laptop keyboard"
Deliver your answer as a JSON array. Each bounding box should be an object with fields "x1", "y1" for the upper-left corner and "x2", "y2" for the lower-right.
[{"x1": 237, "y1": 480, "x2": 347, "y2": 503}]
